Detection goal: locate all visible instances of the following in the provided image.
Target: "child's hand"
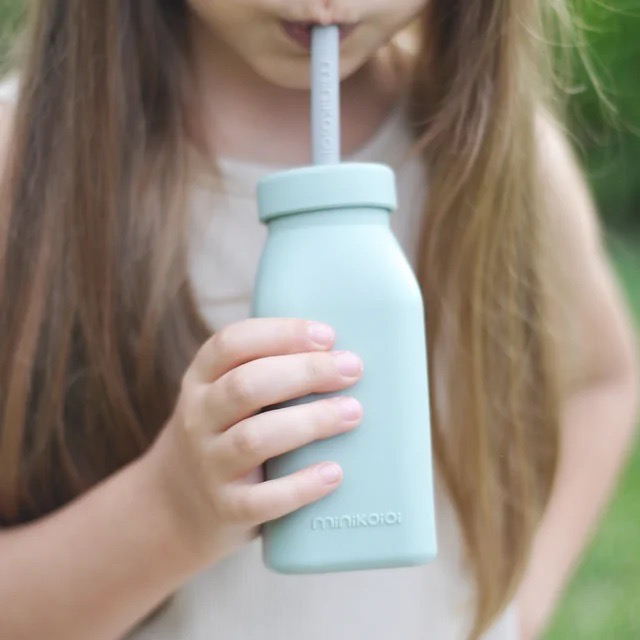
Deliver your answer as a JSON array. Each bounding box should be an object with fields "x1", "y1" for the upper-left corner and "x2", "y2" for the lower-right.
[{"x1": 144, "y1": 318, "x2": 363, "y2": 567}]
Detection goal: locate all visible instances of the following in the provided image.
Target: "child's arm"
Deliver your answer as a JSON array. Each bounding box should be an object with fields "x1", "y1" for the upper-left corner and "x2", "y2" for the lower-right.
[
  {"x1": 517, "y1": 113, "x2": 640, "y2": 639},
  {"x1": 0, "y1": 454, "x2": 206, "y2": 640}
]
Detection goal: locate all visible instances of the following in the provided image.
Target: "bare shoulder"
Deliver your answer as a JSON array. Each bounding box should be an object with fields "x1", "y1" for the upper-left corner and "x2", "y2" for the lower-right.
[
  {"x1": 534, "y1": 108, "x2": 638, "y2": 391},
  {"x1": 535, "y1": 109, "x2": 602, "y2": 251}
]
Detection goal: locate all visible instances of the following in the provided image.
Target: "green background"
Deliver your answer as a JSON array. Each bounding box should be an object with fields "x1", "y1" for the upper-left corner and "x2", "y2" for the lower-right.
[{"x1": 1, "y1": 0, "x2": 638, "y2": 637}]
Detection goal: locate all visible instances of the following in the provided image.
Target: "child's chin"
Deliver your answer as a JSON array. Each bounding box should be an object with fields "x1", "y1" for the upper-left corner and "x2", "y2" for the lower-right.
[
  {"x1": 250, "y1": 56, "x2": 313, "y2": 90},
  {"x1": 251, "y1": 53, "x2": 363, "y2": 91}
]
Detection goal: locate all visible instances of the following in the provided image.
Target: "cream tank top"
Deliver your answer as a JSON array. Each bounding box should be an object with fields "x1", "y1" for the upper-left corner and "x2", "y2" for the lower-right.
[{"x1": 0, "y1": 78, "x2": 518, "y2": 640}]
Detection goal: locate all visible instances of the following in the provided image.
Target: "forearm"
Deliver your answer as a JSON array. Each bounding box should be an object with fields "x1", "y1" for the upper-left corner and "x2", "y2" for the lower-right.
[
  {"x1": 517, "y1": 374, "x2": 639, "y2": 638},
  {"x1": 0, "y1": 450, "x2": 203, "y2": 640}
]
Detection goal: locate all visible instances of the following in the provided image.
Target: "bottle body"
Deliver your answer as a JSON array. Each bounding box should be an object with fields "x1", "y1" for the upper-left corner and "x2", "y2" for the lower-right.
[{"x1": 252, "y1": 201, "x2": 437, "y2": 574}]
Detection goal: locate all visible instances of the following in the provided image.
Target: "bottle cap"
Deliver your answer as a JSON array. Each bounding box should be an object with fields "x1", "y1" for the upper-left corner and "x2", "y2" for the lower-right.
[{"x1": 257, "y1": 162, "x2": 397, "y2": 222}]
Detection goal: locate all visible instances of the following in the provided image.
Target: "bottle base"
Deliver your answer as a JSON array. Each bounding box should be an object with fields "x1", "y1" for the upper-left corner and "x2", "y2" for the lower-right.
[{"x1": 264, "y1": 549, "x2": 437, "y2": 575}]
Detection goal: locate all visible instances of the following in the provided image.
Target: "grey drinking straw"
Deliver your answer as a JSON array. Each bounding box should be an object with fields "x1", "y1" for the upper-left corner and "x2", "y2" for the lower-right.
[{"x1": 311, "y1": 25, "x2": 340, "y2": 164}]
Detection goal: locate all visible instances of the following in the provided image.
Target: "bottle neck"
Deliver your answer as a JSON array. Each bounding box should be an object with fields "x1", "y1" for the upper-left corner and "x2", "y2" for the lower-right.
[{"x1": 267, "y1": 207, "x2": 391, "y2": 232}]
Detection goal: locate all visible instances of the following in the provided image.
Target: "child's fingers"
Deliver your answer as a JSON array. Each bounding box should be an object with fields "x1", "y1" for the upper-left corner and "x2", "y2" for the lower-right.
[
  {"x1": 221, "y1": 461, "x2": 345, "y2": 526},
  {"x1": 203, "y1": 350, "x2": 363, "y2": 431},
  {"x1": 186, "y1": 318, "x2": 336, "y2": 383},
  {"x1": 214, "y1": 396, "x2": 362, "y2": 479}
]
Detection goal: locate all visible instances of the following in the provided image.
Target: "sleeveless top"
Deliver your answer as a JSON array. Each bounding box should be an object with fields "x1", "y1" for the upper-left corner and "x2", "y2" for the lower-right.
[{"x1": 0, "y1": 76, "x2": 519, "y2": 640}]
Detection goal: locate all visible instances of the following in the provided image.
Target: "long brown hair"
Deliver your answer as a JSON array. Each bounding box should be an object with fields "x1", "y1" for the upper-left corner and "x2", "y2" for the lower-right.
[
  {"x1": 0, "y1": 0, "x2": 563, "y2": 636},
  {"x1": 413, "y1": 2, "x2": 562, "y2": 635}
]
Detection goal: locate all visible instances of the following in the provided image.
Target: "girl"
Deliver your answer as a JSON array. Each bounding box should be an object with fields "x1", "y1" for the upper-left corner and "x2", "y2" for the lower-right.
[{"x1": 0, "y1": 1, "x2": 637, "y2": 639}]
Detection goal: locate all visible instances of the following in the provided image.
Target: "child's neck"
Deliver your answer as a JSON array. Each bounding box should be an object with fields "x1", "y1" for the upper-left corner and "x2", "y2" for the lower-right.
[{"x1": 188, "y1": 18, "x2": 409, "y2": 167}]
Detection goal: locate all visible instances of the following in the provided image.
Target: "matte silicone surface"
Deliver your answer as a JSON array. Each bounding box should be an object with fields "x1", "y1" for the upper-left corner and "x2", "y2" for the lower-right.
[{"x1": 253, "y1": 163, "x2": 438, "y2": 574}]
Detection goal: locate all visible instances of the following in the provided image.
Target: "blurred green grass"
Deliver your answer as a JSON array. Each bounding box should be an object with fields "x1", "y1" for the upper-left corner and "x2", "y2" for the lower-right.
[
  {"x1": 0, "y1": 0, "x2": 24, "y2": 72},
  {"x1": 0, "y1": 1, "x2": 639, "y2": 638}
]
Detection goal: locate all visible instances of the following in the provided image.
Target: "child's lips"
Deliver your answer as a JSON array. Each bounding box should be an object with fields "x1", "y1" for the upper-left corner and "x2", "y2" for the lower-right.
[{"x1": 281, "y1": 21, "x2": 359, "y2": 50}]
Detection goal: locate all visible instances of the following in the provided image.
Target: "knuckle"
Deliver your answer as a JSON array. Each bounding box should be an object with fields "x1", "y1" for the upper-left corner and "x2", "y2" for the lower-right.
[
  {"x1": 301, "y1": 402, "x2": 331, "y2": 441},
  {"x1": 319, "y1": 399, "x2": 341, "y2": 431},
  {"x1": 287, "y1": 479, "x2": 308, "y2": 510},
  {"x1": 306, "y1": 352, "x2": 332, "y2": 383},
  {"x1": 212, "y1": 327, "x2": 235, "y2": 363},
  {"x1": 277, "y1": 318, "x2": 307, "y2": 349},
  {"x1": 290, "y1": 318, "x2": 309, "y2": 341},
  {"x1": 232, "y1": 424, "x2": 262, "y2": 459},
  {"x1": 225, "y1": 370, "x2": 254, "y2": 406},
  {"x1": 215, "y1": 491, "x2": 238, "y2": 522},
  {"x1": 225, "y1": 491, "x2": 256, "y2": 524}
]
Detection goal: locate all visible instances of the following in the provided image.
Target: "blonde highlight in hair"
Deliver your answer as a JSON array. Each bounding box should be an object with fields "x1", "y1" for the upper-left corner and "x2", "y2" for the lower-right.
[
  {"x1": 411, "y1": 0, "x2": 562, "y2": 634},
  {"x1": 0, "y1": 0, "x2": 564, "y2": 636}
]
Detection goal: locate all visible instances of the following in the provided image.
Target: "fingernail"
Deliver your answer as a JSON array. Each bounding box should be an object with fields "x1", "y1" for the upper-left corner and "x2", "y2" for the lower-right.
[
  {"x1": 308, "y1": 322, "x2": 335, "y2": 348},
  {"x1": 319, "y1": 463, "x2": 342, "y2": 484},
  {"x1": 333, "y1": 351, "x2": 363, "y2": 377},
  {"x1": 336, "y1": 397, "x2": 362, "y2": 422}
]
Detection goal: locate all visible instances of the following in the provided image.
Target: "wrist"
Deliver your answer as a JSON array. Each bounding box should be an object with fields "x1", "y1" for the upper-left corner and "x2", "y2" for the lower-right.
[
  {"x1": 131, "y1": 439, "x2": 211, "y2": 578},
  {"x1": 136, "y1": 427, "x2": 218, "y2": 572}
]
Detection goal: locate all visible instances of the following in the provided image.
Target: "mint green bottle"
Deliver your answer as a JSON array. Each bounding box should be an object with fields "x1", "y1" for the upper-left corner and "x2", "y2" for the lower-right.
[{"x1": 252, "y1": 162, "x2": 437, "y2": 573}]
